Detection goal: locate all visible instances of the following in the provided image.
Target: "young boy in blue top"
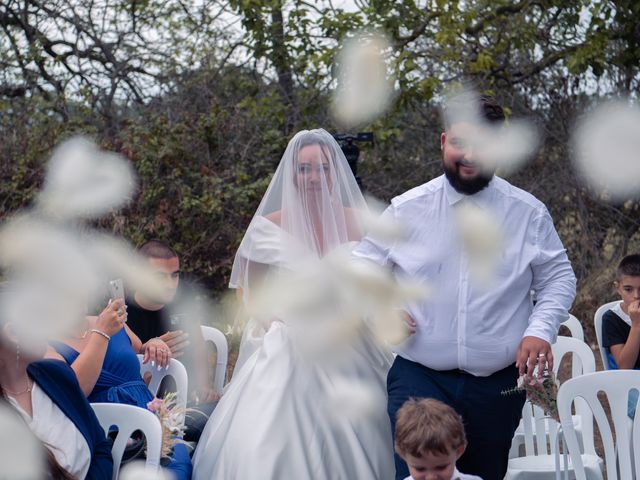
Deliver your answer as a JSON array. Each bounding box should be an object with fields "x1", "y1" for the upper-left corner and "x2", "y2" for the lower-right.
[{"x1": 601, "y1": 253, "x2": 640, "y2": 416}]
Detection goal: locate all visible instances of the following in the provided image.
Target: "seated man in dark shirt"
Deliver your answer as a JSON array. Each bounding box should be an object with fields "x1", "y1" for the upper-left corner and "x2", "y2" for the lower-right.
[
  {"x1": 601, "y1": 253, "x2": 640, "y2": 417},
  {"x1": 127, "y1": 240, "x2": 219, "y2": 440}
]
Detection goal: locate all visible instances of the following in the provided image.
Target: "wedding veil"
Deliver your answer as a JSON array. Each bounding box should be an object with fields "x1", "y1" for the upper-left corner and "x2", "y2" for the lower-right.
[{"x1": 229, "y1": 128, "x2": 368, "y2": 303}]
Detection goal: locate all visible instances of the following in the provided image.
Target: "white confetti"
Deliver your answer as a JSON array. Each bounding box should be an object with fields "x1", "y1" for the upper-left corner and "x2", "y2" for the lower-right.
[
  {"x1": 442, "y1": 89, "x2": 539, "y2": 175},
  {"x1": 38, "y1": 136, "x2": 136, "y2": 219},
  {"x1": 0, "y1": 402, "x2": 46, "y2": 479},
  {"x1": 453, "y1": 200, "x2": 504, "y2": 284},
  {"x1": 119, "y1": 461, "x2": 173, "y2": 480},
  {"x1": 331, "y1": 32, "x2": 395, "y2": 128},
  {"x1": 572, "y1": 99, "x2": 640, "y2": 201}
]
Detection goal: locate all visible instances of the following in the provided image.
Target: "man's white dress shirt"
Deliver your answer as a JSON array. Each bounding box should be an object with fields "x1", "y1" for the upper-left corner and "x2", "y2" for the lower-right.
[{"x1": 353, "y1": 175, "x2": 576, "y2": 377}]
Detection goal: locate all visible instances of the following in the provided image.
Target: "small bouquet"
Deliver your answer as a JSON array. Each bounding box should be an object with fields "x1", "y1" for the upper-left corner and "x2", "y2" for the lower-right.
[
  {"x1": 147, "y1": 392, "x2": 187, "y2": 458},
  {"x1": 503, "y1": 370, "x2": 560, "y2": 422}
]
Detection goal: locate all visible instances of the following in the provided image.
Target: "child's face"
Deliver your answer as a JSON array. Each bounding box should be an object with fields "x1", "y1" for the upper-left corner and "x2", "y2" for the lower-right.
[
  {"x1": 615, "y1": 274, "x2": 640, "y2": 310},
  {"x1": 403, "y1": 446, "x2": 464, "y2": 480}
]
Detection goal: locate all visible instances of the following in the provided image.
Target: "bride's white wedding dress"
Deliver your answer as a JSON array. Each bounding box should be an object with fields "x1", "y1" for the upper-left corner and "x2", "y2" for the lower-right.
[{"x1": 192, "y1": 217, "x2": 395, "y2": 480}]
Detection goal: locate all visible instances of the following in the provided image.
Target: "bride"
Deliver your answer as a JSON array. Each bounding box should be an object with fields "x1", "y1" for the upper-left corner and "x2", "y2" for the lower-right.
[{"x1": 192, "y1": 129, "x2": 395, "y2": 479}]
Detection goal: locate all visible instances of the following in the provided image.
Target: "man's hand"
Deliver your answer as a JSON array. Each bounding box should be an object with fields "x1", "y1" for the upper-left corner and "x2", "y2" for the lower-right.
[
  {"x1": 516, "y1": 336, "x2": 553, "y2": 378},
  {"x1": 192, "y1": 387, "x2": 221, "y2": 405},
  {"x1": 159, "y1": 330, "x2": 190, "y2": 358}
]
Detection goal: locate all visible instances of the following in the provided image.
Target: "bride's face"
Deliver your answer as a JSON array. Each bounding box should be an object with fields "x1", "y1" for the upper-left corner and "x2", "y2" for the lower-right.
[{"x1": 295, "y1": 144, "x2": 333, "y2": 194}]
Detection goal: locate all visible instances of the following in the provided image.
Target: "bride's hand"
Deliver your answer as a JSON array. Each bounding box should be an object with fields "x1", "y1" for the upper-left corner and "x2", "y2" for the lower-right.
[{"x1": 400, "y1": 310, "x2": 416, "y2": 335}]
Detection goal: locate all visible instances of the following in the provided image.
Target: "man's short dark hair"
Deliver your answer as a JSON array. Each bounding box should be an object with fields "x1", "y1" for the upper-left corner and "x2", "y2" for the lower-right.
[
  {"x1": 139, "y1": 240, "x2": 178, "y2": 260},
  {"x1": 617, "y1": 254, "x2": 640, "y2": 279},
  {"x1": 442, "y1": 92, "x2": 505, "y2": 129}
]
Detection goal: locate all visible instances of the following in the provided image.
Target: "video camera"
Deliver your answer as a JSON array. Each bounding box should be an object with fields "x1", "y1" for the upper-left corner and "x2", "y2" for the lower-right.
[{"x1": 333, "y1": 132, "x2": 374, "y2": 187}]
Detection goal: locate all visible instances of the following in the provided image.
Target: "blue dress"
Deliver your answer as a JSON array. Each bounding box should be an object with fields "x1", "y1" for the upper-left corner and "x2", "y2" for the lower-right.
[
  {"x1": 51, "y1": 327, "x2": 192, "y2": 480},
  {"x1": 52, "y1": 328, "x2": 153, "y2": 407}
]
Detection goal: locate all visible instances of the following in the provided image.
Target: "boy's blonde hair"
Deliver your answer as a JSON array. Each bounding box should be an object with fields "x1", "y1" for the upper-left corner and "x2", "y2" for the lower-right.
[{"x1": 395, "y1": 398, "x2": 466, "y2": 457}]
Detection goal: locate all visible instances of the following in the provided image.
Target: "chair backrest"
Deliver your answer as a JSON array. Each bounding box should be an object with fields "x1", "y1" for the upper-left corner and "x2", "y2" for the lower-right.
[
  {"x1": 91, "y1": 402, "x2": 162, "y2": 480},
  {"x1": 137, "y1": 355, "x2": 188, "y2": 413},
  {"x1": 557, "y1": 370, "x2": 640, "y2": 480},
  {"x1": 200, "y1": 326, "x2": 228, "y2": 393},
  {"x1": 560, "y1": 314, "x2": 585, "y2": 378},
  {"x1": 594, "y1": 300, "x2": 621, "y2": 371},
  {"x1": 560, "y1": 314, "x2": 584, "y2": 341}
]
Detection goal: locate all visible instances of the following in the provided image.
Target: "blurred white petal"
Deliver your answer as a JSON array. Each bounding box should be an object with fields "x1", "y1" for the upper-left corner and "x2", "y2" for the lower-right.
[
  {"x1": 38, "y1": 136, "x2": 136, "y2": 219},
  {"x1": 119, "y1": 461, "x2": 173, "y2": 480},
  {"x1": 442, "y1": 89, "x2": 539, "y2": 174},
  {"x1": 454, "y1": 201, "x2": 504, "y2": 284},
  {"x1": 88, "y1": 235, "x2": 166, "y2": 302},
  {"x1": 324, "y1": 376, "x2": 382, "y2": 424},
  {"x1": 572, "y1": 99, "x2": 640, "y2": 201},
  {"x1": 0, "y1": 216, "x2": 100, "y2": 339},
  {"x1": 0, "y1": 403, "x2": 46, "y2": 479},
  {"x1": 358, "y1": 196, "x2": 407, "y2": 242},
  {"x1": 331, "y1": 33, "x2": 395, "y2": 128},
  {"x1": 482, "y1": 120, "x2": 540, "y2": 174},
  {"x1": 370, "y1": 307, "x2": 410, "y2": 345}
]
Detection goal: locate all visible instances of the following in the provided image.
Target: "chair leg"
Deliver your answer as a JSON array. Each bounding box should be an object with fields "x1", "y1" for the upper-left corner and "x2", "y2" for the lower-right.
[{"x1": 508, "y1": 436, "x2": 523, "y2": 459}]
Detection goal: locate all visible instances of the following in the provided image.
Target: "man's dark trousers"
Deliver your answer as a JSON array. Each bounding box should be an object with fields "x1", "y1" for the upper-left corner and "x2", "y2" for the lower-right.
[{"x1": 388, "y1": 355, "x2": 525, "y2": 480}]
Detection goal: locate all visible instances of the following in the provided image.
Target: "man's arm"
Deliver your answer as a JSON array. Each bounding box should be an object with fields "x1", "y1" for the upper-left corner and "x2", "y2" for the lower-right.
[{"x1": 517, "y1": 208, "x2": 577, "y2": 376}]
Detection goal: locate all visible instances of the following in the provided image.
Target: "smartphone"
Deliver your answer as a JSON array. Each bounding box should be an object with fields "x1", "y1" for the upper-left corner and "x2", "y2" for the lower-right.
[{"x1": 108, "y1": 278, "x2": 125, "y2": 301}]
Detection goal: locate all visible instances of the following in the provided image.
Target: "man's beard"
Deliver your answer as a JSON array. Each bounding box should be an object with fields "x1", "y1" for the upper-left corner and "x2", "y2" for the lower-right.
[{"x1": 443, "y1": 161, "x2": 493, "y2": 195}]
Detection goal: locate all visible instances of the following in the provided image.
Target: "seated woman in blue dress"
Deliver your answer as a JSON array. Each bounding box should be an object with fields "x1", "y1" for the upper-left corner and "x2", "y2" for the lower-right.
[
  {"x1": 47, "y1": 298, "x2": 192, "y2": 480},
  {"x1": 0, "y1": 303, "x2": 113, "y2": 479}
]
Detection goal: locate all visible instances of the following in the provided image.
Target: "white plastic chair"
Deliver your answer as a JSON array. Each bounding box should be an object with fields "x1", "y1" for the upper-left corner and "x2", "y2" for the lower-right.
[
  {"x1": 509, "y1": 330, "x2": 594, "y2": 459},
  {"x1": 91, "y1": 402, "x2": 162, "y2": 480},
  {"x1": 200, "y1": 325, "x2": 228, "y2": 392},
  {"x1": 594, "y1": 301, "x2": 620, "y2": 371},
  {"x1": 137, "y1": 355, "x2": 188, "y2": 414},
  {"x1": 505, "y1": 336, "x2": 599, "y2": 479},
  {"x1": 557, "y1": 370, "x2": 640, "y2": 479},
  {"x1": 561, "y1": 314, "x2": 584, "y2": 341}
]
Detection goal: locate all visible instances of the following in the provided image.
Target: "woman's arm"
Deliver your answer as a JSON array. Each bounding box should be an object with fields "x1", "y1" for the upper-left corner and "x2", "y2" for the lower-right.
[
  {"x1": 56, "y1": 300, "x2": 126, "y2": 396},
  {"x1": 69, "y1": 332, "x2": 110, "y2": 396},
  {"x1": 124, "y1": 324, "x2": 143, "y2": 353}
]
